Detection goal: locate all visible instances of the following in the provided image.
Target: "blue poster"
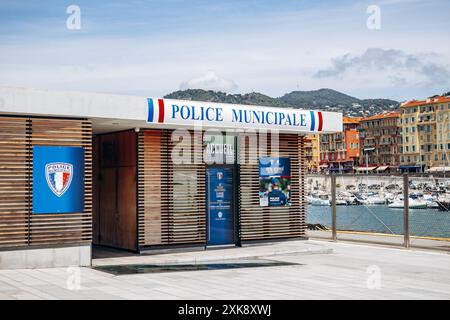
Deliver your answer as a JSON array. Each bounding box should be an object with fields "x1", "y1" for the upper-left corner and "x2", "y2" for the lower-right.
[
  {"x1": 259, "y1": 157, "x2": 291, "y2": 207},
  {"x1": 32, "y1": 146, "x2": 84, "y2": 214},
  {"x1": 206, "y1": 167, "x2": 234, "y2": 245}
]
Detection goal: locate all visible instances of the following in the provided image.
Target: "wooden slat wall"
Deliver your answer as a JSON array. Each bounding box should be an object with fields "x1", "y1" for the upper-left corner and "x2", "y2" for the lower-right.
[
  {"x1": 0, "y1": 116, "x2": 92, "y2": 249},
  {"x1": 239, "y1": 133, "x2": 306, "y2": 240},
  {"x1": 30, "y1": 119, "x2": 92, "y2": 246},
  {"x1": 138, "y1": 130, "x2": 306, "y2": 248},
  {"x1": 138, "y1": 130, "x2": 166, "y2": 246},
  {"x1": 298, "y1": 135, "x2": 307, "y2": 232},
  {"x1": 168, "y1": 129, "x2": 206, "y2": 244},
  {"x1": 138, "y1": 129, "x2": 206, "y2": 248},
  {"x1": 0, "y1": 117, "x2": 30, "y2": 247}
]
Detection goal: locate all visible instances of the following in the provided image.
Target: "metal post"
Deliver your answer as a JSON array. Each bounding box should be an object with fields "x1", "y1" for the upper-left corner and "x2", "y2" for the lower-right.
[
  {"x1": 403, "y1": 174, "x2": 410, "y2": 248},
  {"x1": 366, "y1": 151, "x2": 369, "y2": 174},
  {"x1": 331, "y1": 174, "x2": 337, "y2": 241}
]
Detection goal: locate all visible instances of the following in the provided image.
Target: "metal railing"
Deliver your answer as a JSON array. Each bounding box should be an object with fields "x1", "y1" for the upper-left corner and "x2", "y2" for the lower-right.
[{"x1": 307, "y1": 173, "x2": 450, "y2": 251}]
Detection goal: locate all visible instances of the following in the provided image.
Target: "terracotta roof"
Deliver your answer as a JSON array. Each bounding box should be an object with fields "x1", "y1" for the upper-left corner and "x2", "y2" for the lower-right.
[
  {"x1": 343, "y1": 117, "x2": 362, "y2": 124},
  {"x1": 359, "y1": 111, "x2": 400, "y2": 122},
  {"x1": 401, "y1": 96, "x2": 450, "y2": 108}
]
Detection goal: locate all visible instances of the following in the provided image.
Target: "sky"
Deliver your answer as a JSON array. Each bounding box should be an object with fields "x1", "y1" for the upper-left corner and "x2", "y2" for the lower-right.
[{"x1": 0, "y1": 0, "x2": 449, "y2": 101}]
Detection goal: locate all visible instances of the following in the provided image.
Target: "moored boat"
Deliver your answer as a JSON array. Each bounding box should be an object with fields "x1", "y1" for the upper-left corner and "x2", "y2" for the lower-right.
[{"x1": 388, "y1": 198, "x2": 428, "y2": 209}]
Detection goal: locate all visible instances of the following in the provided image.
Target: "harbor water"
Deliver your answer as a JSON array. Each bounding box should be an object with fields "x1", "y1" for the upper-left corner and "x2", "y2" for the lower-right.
[{"x1": 308, "y1": 205, "x2": 450, "y2": 239}]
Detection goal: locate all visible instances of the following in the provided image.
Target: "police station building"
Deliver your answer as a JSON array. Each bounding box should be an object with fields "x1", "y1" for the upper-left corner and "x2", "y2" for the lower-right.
[{"x1": 0, "y1": 87, "x2": 342, "y2": 269}]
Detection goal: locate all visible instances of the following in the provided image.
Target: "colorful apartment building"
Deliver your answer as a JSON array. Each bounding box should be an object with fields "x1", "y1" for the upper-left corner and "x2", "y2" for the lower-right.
[
  {"x1": 358, "y1": 112, "x2": 401, "y2": 172},
  {"x1": 399, "y1": 96, "x2": 450, "y2": 172},
  {"x1": 320, "y1": 117, "x2": 361, "y2": 172},
  {"x1": 304, "y1": 134, "x2": 320, "y2": 173}
]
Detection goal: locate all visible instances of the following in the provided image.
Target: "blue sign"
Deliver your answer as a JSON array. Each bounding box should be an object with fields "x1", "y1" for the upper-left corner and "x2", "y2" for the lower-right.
[
  {"x1": 259, "y1": 158, "x2": 291, "y2": 207},
  {"x1": 32, "y1": 146, "x2": 84, "y2": 214},
  {"x1": 206, "y1": 167, "x2": 234, "y2": 245},
  {"x1": 259, "y1": 157, "x2": 290, "y2": 177}
]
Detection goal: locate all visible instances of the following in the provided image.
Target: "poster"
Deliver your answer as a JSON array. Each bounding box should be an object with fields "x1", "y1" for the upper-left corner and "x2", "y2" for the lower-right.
[
  {"x1": 32, "y1": 146, "x2": 84, "y2": 214},
  {"x1": 206, "y1": 167, "x2": 234, "y2": 245},
  {"x1": 259, "y1": 157, "x2": 291, "y2": 207}
]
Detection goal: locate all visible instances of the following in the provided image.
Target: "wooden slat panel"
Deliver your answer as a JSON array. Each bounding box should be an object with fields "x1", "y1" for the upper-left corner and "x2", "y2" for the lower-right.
[
  {"x1": 138, "y1": 130, "x2": 306, "y2": 248},
  {"x1": 138, "y1": 129, "x2": 206, "y2": 247},
  {"x1": 29, "y1": 118, "x2": 92, "y2": 246},
  {"x1": 138, "y1": 130, "x2": 164, "y2": 245},
  {"x1": 0, "y1": 116, "x2": 92, "y2": 248},
  {"x1": 239, "y1": 133, "x2": 306, "y2": 241},
  {"x1": 0, "y1": 117, "x2": 30, "y2": 247}
]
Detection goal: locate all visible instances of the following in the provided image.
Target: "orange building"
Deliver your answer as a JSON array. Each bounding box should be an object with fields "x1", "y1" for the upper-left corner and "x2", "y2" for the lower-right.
[
  {"x1": 304, "y1": 134, "x2": 320, "y2": 173},
  {"x1": 320, "y1": 117, "x2": 361, "y2": 173},
  {"x1": 358, "y1": 111, "x2": 401, "y2": 172},
  {"x1": 399, "y1": 96, "x2": 450, "y2": 172}
]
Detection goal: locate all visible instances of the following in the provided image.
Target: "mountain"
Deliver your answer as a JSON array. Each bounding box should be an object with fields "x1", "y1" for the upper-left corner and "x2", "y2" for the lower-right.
[
  {"x1": 279, "y1": 89, "x2": 359, "y2": 107},
  {"x1": 164, "y1": 88, "x2": 399, "y2": 117},
  {"x1": 164, "y1": 89, "x2": 291, "y2": 108}
]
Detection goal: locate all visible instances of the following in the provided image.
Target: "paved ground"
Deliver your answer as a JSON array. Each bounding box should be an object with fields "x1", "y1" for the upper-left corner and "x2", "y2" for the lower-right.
[
  {"x1": 92, "y1": 240, "x2": 332, "y2": 266},
  {"x1": 0, "y1": 240, "x2": 449, "y2": 300}
]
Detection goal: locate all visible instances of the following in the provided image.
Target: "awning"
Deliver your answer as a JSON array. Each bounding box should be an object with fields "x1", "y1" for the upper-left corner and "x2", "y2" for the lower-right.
[
  {"x1": 426, "y1": 166, "x2": 450, "y2": 173},
  {"x1": 329, "y1": 167, "x2": 352, "y2": 172},
  {"x1": 399, "y1": 165, "x2": 421, "y2": 170},
  {"x1": 376, "y1": 166, "x2": 388, "y2": 172},
  {"x1": 356, "y1": 166, "x2": 377, "y2": 172}
]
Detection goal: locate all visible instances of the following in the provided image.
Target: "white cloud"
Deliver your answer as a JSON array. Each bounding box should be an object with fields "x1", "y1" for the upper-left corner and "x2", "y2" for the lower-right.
[
  {"x1": 180, "y1": 71, "x2": 238, "y2": 92},
  {"x1": 314, "y1": 48, "x2": 450, "y2": 89}
]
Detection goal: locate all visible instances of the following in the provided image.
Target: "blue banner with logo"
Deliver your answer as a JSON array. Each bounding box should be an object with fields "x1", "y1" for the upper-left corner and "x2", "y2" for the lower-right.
[
  {"x1": 259, "y1": 157, "x2": 291, "y2": 207},
  {"x1": 206, "y1": 167, "x2": 234, "y2": 245},
  {"x1": 32, "y1": 146, "x2": 84, "y2": 214}
]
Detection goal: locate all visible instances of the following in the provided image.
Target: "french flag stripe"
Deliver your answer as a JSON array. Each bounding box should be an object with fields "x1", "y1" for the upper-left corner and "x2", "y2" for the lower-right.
[
  {"x1": 158, "y1": 99, "x2": 165, "y2": 123},
  {"x1": 147, "y1": 98, "x2": 154, "y2": 122},
  {"x1": 310, "y1": 111, "x2": 315, "y2": 131},
  {"x1": 318, "y1": 111, "x2": 323, "y2": 131}
]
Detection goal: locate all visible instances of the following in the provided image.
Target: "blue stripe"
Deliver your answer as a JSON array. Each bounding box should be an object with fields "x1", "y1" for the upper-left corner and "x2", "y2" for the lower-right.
[
  {"x1": 310, "y1": 111, "x2": 315, "y2": 131},
  {"x1": 147, "y1": 98, "x2": 154, "y2": 122}
]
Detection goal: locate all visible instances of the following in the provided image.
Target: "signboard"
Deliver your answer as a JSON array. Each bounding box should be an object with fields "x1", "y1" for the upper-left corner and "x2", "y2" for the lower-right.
[
  {"x1": 206, "y1": 167, "x2": 234, "y2": 245},
  {"x1": 259, "y1": 157, "x2": 291, "y2": 207},
  {"x1": 204, "y1": 133, "x2": 236, "y2": 164},
  {"x1": 147, "y1": 98, "x2": 343, "y2": 133},
  {"x1": 32, "y1": 146, "x2": 84, "y2": 214}
]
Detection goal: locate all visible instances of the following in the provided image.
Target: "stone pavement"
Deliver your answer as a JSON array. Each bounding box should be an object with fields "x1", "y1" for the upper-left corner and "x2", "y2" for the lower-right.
[
  {"x1": 0, "y1": 240, "x2": 449, "y2": 300},
  {"x1": 92, "y1": 239, "x2": 332, "y2": 266}
]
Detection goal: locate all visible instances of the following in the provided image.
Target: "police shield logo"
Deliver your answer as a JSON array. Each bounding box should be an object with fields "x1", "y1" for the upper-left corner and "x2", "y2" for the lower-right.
[
  {"x1": 217, "y1": 171, "x2": 223, "y2": 180},
  {"x1": 45, "y1": 162, "x2": 73, "y2": 197}
]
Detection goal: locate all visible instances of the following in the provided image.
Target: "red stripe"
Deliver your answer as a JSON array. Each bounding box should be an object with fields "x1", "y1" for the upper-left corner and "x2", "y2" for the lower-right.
[
  {"x1": 63, "y1": 172, "x2": 69, "y2": 186},
  {"x1": 318, "y1": 112, "x2": 323, "y2": 131},
  {"x1": 158, "y1": 99, "x2": 165, "y2": 123}
]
